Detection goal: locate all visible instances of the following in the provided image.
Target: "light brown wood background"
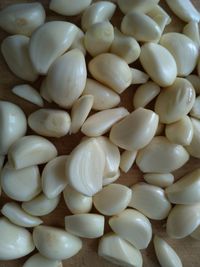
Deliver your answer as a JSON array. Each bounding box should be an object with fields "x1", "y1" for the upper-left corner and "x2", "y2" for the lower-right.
[{"x1": 0, "y1": 0, "x2": 200, "y2": 266}]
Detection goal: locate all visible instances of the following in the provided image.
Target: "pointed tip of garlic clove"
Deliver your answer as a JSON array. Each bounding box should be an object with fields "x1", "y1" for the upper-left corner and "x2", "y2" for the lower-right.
[{"x1": 22, "y1": 253, "x2": 63, "y2": 267}]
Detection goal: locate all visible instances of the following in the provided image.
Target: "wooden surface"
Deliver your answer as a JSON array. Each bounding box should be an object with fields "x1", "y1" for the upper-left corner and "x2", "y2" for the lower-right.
[{"x1": 0, "y1": 0, "x2": 200, "y2": 266}]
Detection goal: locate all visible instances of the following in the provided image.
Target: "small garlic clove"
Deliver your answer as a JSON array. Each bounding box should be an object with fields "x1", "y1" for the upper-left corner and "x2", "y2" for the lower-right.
[
  {"x1": 186, "y1": 74, "x2": 200, "y2": 95},
  {"x1": 191, "y1": 225, "x2": 200, "y2": 240},
  {"x1": 117, "y1": 0, "x2": 159, "y2": 14},
  {"x1": 8, "y1": 135, "x2": 57, "y2": 169},
  {"x1": 40, "y1": 77, "x2": 52, "y2": 103},
  {"x1": 186, "y1": 118, "x2": 200, "y2": 159},
  {"x1": 109, "y1": 209, "x2": 152, "y2": 249},
  {"x1": 183, "y1": 21, "x2": 200, "y2": 48},
  {"x1": 120, "y1": 150, "x2": 137, "y2": 173},
  {"x1": 33, "y1": 225, "x2": 82, "y2": 260},
  {"x1": 190, "y1": 96, "x2": 200, "y2": 119},
  {"x1": 70, "y1": 28, "x2": 86, "y2": 55},
  {"x1": 23, "y1": 253, "x2": 62, "y2": 267},
  {"x1": 144, "y1": 173, "x2": 174, "y2": 188},
  {"x1": 103, "y1": 169, "x2": 120, "y2": 186},
  {"x1": 130, "y1": 68, "x2": 149, "y2": 85}
]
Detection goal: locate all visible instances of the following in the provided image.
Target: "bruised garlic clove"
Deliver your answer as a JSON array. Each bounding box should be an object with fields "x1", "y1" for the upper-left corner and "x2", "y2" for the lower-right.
[
  {"x1": 186, "y1": 75, "x2": 200, "y2": 95},
  {"x1": 0, "y1": 3, "x2": 45, "y2": 36},
  {"x1": 144, "y1": 173, "x2": 174, "y2": 188},
  {"x1": 130, "y1": 68, "x2": 149, "y2": 85},
  {"x1": 8, "y1": 135, "x2": 57, "y2": 169},
  {"x1": 183, "y1": 21, "x2": 200, "y2": 48},
  {"x1": 191, "y1": 225, "x2": 200, "y2": 240},
  {"x1": 88, "y1": 53, "x2": 132, "y2": 94},
  {"x1": 23, "y1": 253, "x2": 62, "y2": 267},
  {"x1": 186, "y1": 118, "x2": 200, "y2": 159},
  {"x1": 40, "y1": 78, "x2": 52, "y2": 103},
  {"x1": 190, "y1": 96, "x2": 200, "y2": 119},
  {"x1": 70, "y1": 28, "x2": 86, "y2": 55},
  {"x1": 120, "y1": 150, "x2": 137, "y2": 173},
  {"x1": 117, "y1": 0, "x2": 159, "y2": 14},
  {"x1": 103, "y1": 169, "x2": 120, "y2": 186}
]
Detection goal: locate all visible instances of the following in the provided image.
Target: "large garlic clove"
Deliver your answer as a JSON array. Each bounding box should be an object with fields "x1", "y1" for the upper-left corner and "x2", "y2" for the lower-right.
[
  {"x1": 144, "y1": 173, "x2": 174, "y2": 188},
  {"x1": 110, "y1": 108, "x2": 158, "y2": 151},
  {"x1": 130, "y1": 68, "x2": 149, "y2": 85},
  {"x1": 117, "y1": 0, "x2": 159, "y2": 14},
  {"x1": 66, "y1": 138, "x2": 105, "y2": 196},
  {"x1": 191, "y1": 225, "x2": 200, "y2": 240},
  {"x1": 70, "y1": 28, "x2": 86, "y2": 55},
  {"x1": 190, "y1": 96, "x2": 200, "y2": 119},
  {"x1": 33, "y1": 225, "x2": 82, "y2": 260},
  {"x1": 81, "y1": 107, "x2": 129, "y2": 137},
  {"x1": 136, "y1": 136, "x2": 189, "y2": 173},
  {"x1": 1, "y1": 35, "x2": 38, "y2": 81},
  {"x1": 183, "y1": 21, "x2": 200, "y2": 48},
  {"x1": 103, "y1": 169, "x2": 120, "y2": 186},
  {"x1": 40, "y1": 77, "x2": 52, "y2": 103},
  {"x1": 186, "y1": 118, "x2": 200, "y2": 158},
  {"x1": 0, "y1": 3, "x2": 45, "y2": 36},
  {"x1": 23, "y1": 253, "x2": 62, "y2": 267},
  {"x1": 0, "y1": 101, "x2": 27, "y2": 155},
  {"x1": 120, "y1": 150, "x2": 137, "y2": 173},
  {"x1": 93, "y1": 183, "x2": 132, "y2": 216},
  {"x1": 28, "y1": 109, "x2": 71, "y2": 138},
  {"x1": 29, "y1": 21, "x2": 78, "y2": 74},
  {"x1": 88, "y1": 53, "x2": 132, "y2": 94},
  {"x1": 109, "y1": 209, "x2": 152, "y2": 249},
  {"x1": 139, "y1": 42, "x2": 177, "y2": 87},
  {"x1": 0, "y1": 217, "x2": 35, "y2": 260}
]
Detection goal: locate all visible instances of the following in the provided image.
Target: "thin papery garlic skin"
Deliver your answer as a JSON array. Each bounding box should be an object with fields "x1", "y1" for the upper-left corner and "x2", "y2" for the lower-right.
[
  {"x1": 117, "y1": 0, "x2": 159, "y2": 14},
  {"x1": 23, "y1": 253, "x2": 62, "y2": 267},
  {"x1": 144, "y1": 173, "x2": 174, "y2": 188}
]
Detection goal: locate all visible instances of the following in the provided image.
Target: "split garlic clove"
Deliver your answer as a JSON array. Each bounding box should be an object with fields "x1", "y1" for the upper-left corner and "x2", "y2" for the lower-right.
[
  {"x1": 29, "y1": 21, "x2": 79, "y2": 74},
  {"x1": 0, "y1": 101, "x2": 27, "y2": 155},
  {"x1": 88, "y1": 53, "x2": 132, "y2": 94},
  {"x1": 136, "y1": 136, "x2": 189, "y2": 173},
  {"x1": 8, "y1": 135, "x2": 57, "y2": 169},
  {"x1": 186, "y1": 118, "x2": 200, "y2": 158},
  {"x1": 153, "y1": 235, "x2": 183, "y2": 267},
  {"x1": 186, "y1": 75, "x2": 200, "y2": 95},
  {"x1": 28, "y1": 109, "x2": 71, "y2": 138},
  {"x1": 183, "y1": 21, "x2": 200, "y2": 48},
  {"x1": 1, "y1": 202, "x2": 43, "y2": 228},
  {"x1": 103, "y1": 169, "x2": 120, "y2": 186},
  {"x1": 143, "y1": 173, "x2": 174, "y2": 188},
  {"x1": 70, "y1": 28, "x2": 86, "y2": 55},
  {"x1": 130, "y1": 68, "x2": 149, "y2": 85},
  {"x1": 93, "y1": 183, "x2": 132, "y2": 216},
  {"x1": 1, "y1": 35, "x2": 38, "y2": 82},
  {"x1": 23, "y1": 253, "x2": 62, "y2": 267},
  {"x1": 190, "y1": 96, "x2": 200, "y2": 119},
  {"x1": 0, "y1": 3, "x2": 45, "y2": 36},
  {"x1": 33, "y1": 225, "x2": 82, "y2": 260},
  {"x1": 109, "y1": 209, "x2": 152, "y2": 249},
  {"x1": 139, "y1": 42, "x2": 177, "y2": 87},
  {"x1": 191, "y1": 225, "x2": 200, "y2": 240},
  {"x1": 81, "y1": 107, "x2": 129, "y2": 137},
  {"x1": 110, "y1": 108, "x2": 158, "y2": 151},
  {"x1": 46, "y1": 49, "x2": 87, "y2": 108},
  {"x1": 117, "y1": 0, "x2": 159, "y2": 14},
  {"x1": 120, "y1": 150, "x2": 137, "y2": 173},
  {"x1": 40, "y1": 78, "x2": 52, "y2": 103},
  {"x1": 0, "y1": 217, "x2": 35, "y2": 260}
]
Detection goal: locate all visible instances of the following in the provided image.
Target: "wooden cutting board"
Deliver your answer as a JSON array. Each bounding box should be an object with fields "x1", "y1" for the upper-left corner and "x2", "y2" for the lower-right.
[{"x1": 0, "y1": 0, "x2": 200, "y2": 266}]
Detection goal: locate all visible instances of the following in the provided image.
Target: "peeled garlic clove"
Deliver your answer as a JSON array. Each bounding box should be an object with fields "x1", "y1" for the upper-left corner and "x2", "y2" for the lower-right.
[
  {"x1": 33, "y1": 225, "x2": 82, "y2": 260},
  {"x1": 109, "y1": 209, "x2": 152, "y2": 249},
  {"x1": 28, "y1": 109, "x2": 71, "y2": 138},
  {"x1": 1, "y1": 202, "x2": 42, "y2": 228},
  {"x1": 23, "y1": 253, "x2": 62, "y2": 267},
  {"x1": 0, "y1": 101, "x2": 27, "y2": 155},
  {"x1": 1, "y1": 35, "x2": 38, "y2": 81},
  {"x1": 183, "y1": 21, "x2": 200, "y2": 48},
  {"x1": 129, "y1": 183, "x2": 171, "y2": 220},
  {"x1": 103, "y1": 169, "x2": 120, "y2": 186},
  {"x1": 29, "y1": 21, "x2": 78, "y2": 74},
  {"x1": 117, "y1": 0, "x2": 159, "y2": 14},
  {"x1": 98, "y1": 233, "x2": 143, "y2": 267},
  {"x1": 8, "y1": 135, "x2": 57, "y2": 169},
  {"x1": 88, "y1": 53, "x2": 132, "y2": 94},
  {"x1": 186, "y1": 118, "x2": 200, "y2": 158},
  {"x1": 120, "y1": 150, "x2": 137, "y2": 173},
  {"x1": 191, "y1": 225, "x2": 200, "y2": 240},
  {"x1": 144, "y1": 173, "x2": 174, "y2": 188},
  {"x1": 110, "y1": 108, "x2": 158, "y2": 151},
  {"x1": 70, "y1": 28, "x2": 86, "y2": 55},
  {"x1": 40, "y1": 78, "x2": 52, "y2": 103},
  {"x1": 186, "y1": 75, "x2": 200, "y2": 95},
  {"x1": 130, "y1": 68, "x2": 149, "y2": 85},
  {"x1": 0, "y1": 3, "x2": 45, "y2": 36},
  {"x1": 81, "y1": 107, "x2": 129, "y2": 137},
  {"x1": 12, "y1": 84, "x2": 44, "y2": 107},
  {"x1": 190, "y1": 96, "x2": 200, "y2": 119},
  {"x1": 153, "y1": 235, "x2": 183, "y2": 267},
  {"x1": 0, "y1": 217, "x2": 35, "y2": 260},
  {"x1": 93, "y1": 183, "x2": 132, "y2": 216}
]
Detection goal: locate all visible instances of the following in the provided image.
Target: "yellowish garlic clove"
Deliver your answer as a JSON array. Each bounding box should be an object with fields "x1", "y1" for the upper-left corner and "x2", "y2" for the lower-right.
[
  {"x1": 130, "y1": 68, "x2": 149, "y2": 85},
  {"x1": 103, "y1": 169, "x2": 120, "y2": 186},
  {"x1": 70, "y1": 28, "x2": 86, "y2": 55},
  {"x1": 185, "y1": 118, "x2": 200, "y2": 159},
  {"x1": 186, "y1": 74, "x2": 200, "y2": 95},
  {"x1": 183, "y1": 21, "x2": 200, "y2": 48},
  {"x1": 117, "y1": 0, "x2": 159, "y2": 14},
  {"x1": 120, "y1": 150, "x2": 137, "y2": 173},
  {"x1": 23, "y1": 253, "x2": 62, "y2": 267},
  {"x1": 40, "y1": 78, "x2": 52, "y2": 103},
  {"x1": 191, "y1": 225, "x2": 200, "y2": 240},
  {"x1": 144, "y1": 173, "x2": 174, "y2": 188},
  {"x1": 190, "y1": 96, "x2": 200, "y2": 119}
]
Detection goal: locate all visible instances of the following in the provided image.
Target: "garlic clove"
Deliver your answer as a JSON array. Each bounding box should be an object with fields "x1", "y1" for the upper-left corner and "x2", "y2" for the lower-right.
[
  {"x1": 117, "y1": 0, "x2": 159, "y2": 14},
  {"x1": 183, "y1": 21, "x2": 200, "y2": 48},
  {"x1": 40, "y1": 77, "x2": 52, "y2": 103},
  {"x1": 186, "y1": 75, "x2": 200, "y2": 95},
  {"x1": 23, "y1": 253, "x2": 62, "y2": 267},
  {"x1": 70, "y1": 28, "x2": 86, "y2": 55},
  {"x1": 120, "y1": 150, "x2": 137, "y2": 173},
  {"x1": 130, "y1": 68, "x2": 149, "y2": 85},
  {"x1": 190, "y1": 96, "x2": 200, "y2": 119},
  {"x1": 186, "y1": 118, "x2": 200, "y2": 159},
  {"x1": 144, "y1": 173, "x2": 174, "y2": 188},
  {"x1": 103, "y1": 169, "x2": 120, "y2": 186},
  {"x1": 191, "y1": 225, "x2": 200, "y2": 240}
]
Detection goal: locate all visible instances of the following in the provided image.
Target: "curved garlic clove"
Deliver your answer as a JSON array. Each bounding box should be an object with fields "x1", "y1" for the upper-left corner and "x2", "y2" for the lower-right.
[
  {"x1": 93, "y1": 183, "x2": 132, "y2": 216},
  {"x1": 29, "y1": 21, "x2": 78, "y2": 74},
  {"x1": 23, "y1": 253, "x2": 62, "y2": 267},
  {"x1": 40, "y1": 78, "x2": 52, "y2": 103},
  {"x1": 1, "y1": 35, "x2": 38, "y2": 81},
  {"x1": 88, "y1": 53, "x2": 132, "y2": 94},
  {"x1": 117, "y1": 0, "x2": 159, "y2": 14},
  {"x1": 120, "y1": 150, "x2": 137, "y2": 173},
  {"x1": 143, "y1": 173, "x2": 174, "y2": 188},
  {"x1": 81, "y1": 107, "x2": 129, "y2": 137},
  {"x1": 8, "y1": 135, "x2": 57, "y2": 169},
  {"x1": 70, "y1": 28, "x2": 86, "y2": 55},
  {"x1": 103, "y1": 169, "x2": 120, "y2": 186},
  {"x1": 0, "y1": 3, "x2": 45, "y2": 36},
  {"x1": 0, "y1": 101, "x2": 27, "y2": 155},
  {"x1": 129, "y1": 183, "x2": 171, "y2": 220},
  {"x1": 130, "y1": 68, "x2": 149, "y2": 85},
  {"x1": 186, "y1": 75, "x2": 200, "y2": 95},
  {"x1": 155, "y1": 122, "x2": 165, "y2": 136},
  {"x1": 109, "y1": 209, "x2": 152, "y2": 249},
  {"x1": 139, "y1": 42, "x2": 177, "y2": 87},
  {"x1": 183, "y1": 21, "x2": 200, "y2": 48},
  {"x1": 110, "y1": 108, "x2": 158, "y2": 151},
  {"x1": 33, "y1": 225, "x2": 82, "y2": 260},
  {"x1": 1, "y1": 202, "x2": 43, "y2": 228},
  {"x1": 185, "y1": 118, "x2": 200, "y2": 159},
  {"x1": 190, "y1": 96, "x2": 200, "y2": 119},
  {"x1": 191, "y1": 225, "x2": 200, "y2": 240}
]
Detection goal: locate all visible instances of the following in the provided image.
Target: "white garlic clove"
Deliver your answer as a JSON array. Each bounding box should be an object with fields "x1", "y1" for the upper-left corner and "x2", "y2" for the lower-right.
[
  {"x1": 33, "y1": 225, "x2": 82, "y2": 260},
  {"x1": 23, "y1": 253, "x2": 62, "y2": 267},
  {"x1": 70, "y1": 28, "x2": 86, "y2": 55},
  {"x1": 186, "y1": 118, "x2": 200, "y2": 159},
  {"x1": 144, "y1": 173, "x2": 174, "y2": 188},
  {"x1": 186, "y1": 75, "x2": 200, "y2": 95},
  {"x1": 191, "y1": 225, "x2": 200, "y2": 240},
  {"x1": 103, "y1": 169, "x2": 120, "y2": 186},
  {"x1": 117, "y1": 0, "x2": 159, "y2": 14},
  {"x1": 0, "y1": 217, "x2": 35, "y2": 260},
  {"x1": 183, "y1": 21, "x2": 200, "y2": 48},
  {"x1": 40, "y1": 77, "x2": 52, "y2": 103},
  {"x1": 120, "y1": 150, "x2": 137, "y2": 173},
  {"x1": 190, "y1": 96, "x2": 200, "y2": 119},
  {"x1": 130, "y1": 68, "x2": 149, "y2": 85}
]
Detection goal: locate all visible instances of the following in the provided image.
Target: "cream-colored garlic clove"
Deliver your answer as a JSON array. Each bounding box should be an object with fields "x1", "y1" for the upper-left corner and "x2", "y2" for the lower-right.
[
  {"x1": 70, "y1": 28, "x2": 86, "y2": 55},
  {"x1": 129, "y1": 183, "x2": 171, "y2": 220},
  {"x1": 190, "y1": 96, "x2": 200, "y2": 119},
  {"x1": 185, "y1": 118, "x2": 200, "y2": 159},
  {"x1": 136, "y1": 136, "x2": 189, "y2": 173},
  {"x1": 82, "y1": 78, "x2": 120, "y2": 111},
  {"x1": 28, "y1": 109, "x2": 71, "y2": 138},
  {"x1": 110, "y1": 108, "x2": 158, "y2": 151},
  {"x1": 130, "y1": 68, "x2": 149, "y2": 85},
  {"x1": 12, "y1": 84, "x2": 44, "y2": 107},
  {"x1": 133, "y1": 81, "x2": 160, "y2": 109},
  {"x1": 1, "y1": 35, "x2": 38, "y2": 81},
  {"x1": 109, "y1": 209, "x2": 152, "y2": 249},
  {"x1": 88, "y1": 53, "x2": 132, "y2": 94},
  {"x1": 183, "y1": 21, "x2": 200, "y2": 48},
  {"x1": 33, "y1": 225, "x2": 82, "y2": 260},
  {"x1": 155, "y1": 78, "x2": 195, "y2": 124},
  {"x1": 29, "y1": 21, "x2": 78, "y2": 74},
  {"x1": 1, "y1": 202, "x2": 43, "y2": 228},
  {"x1": 93, "y1": 183, "x2": 132, "y2": 216},
  {"x1": 0, "y1": 101, "x2": 27, "y2": 155},
  {"x1": 103, "y1": 169, "x2": 120, "y2": 186},
  {"x1": 81, "y1": 107, "x2": 129, "y2": 137},
  {"x1": 0, "y1": 3, "x2": 45, "y2": 36},
  {"x1": 117, "y1": 0, "x2": 159, "y2": 14},
  {"x1": 23, "y1": 253, "x2": 62, "y2": 267},
  {"x1": 186, "y1": 75, "x2": 200, "y2": 95},
  {"x1": 139, "y1": 42, "x2": 177, "y2": 87},
  {"x1": 144, "y1": 173, "x2": 174, "y2": 188},
  {"x1": 98, "y1": 233, "x2": 143, "y2": 267},
  {"x1": 8, "y1": 135, "x2": 57, "y2": 169},
  {"x1": 191, "y1": 225, "x2": 200, "y2": 240},
  {"x1": 40, "y1": 78, "x2": 52, "y2": 103},
  {"x1": 120, "y1": 150, "x2": 137, "y2": 173},
  {"x1": 0, "y1": 217, "x2": 35, "y2": 260},
  {"x1": 155, "y1": 122, "x2": 165, "y2": 136},
  {"x1": 153, "y1": 235, "x2": 183, "y2": 267},
  {"x1": 81, "y1": 1, "x2": 116, "y2": 32}
]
